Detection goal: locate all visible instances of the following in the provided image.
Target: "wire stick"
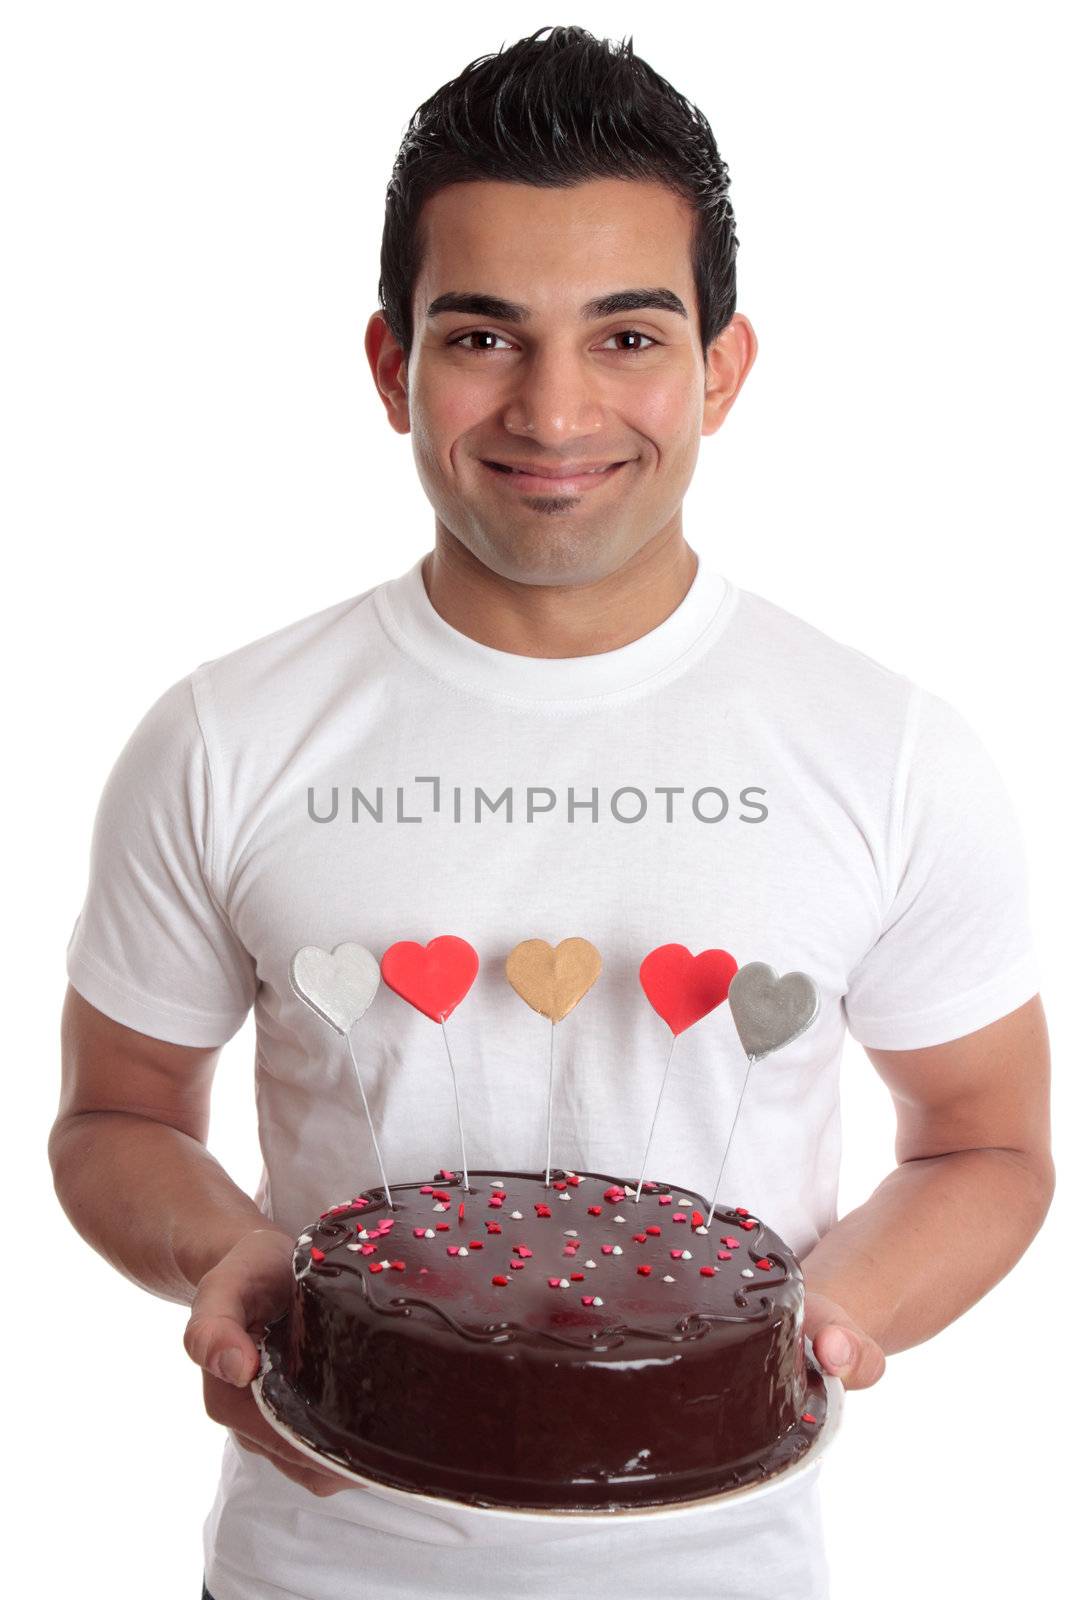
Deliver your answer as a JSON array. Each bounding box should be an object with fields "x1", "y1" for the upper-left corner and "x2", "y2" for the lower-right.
[
  {"x1": 544, "y1": 1019, "x2": 556, "y2": 1186},
  {"x1": 708, "y1": 1052, "x2": 756, "y2": 1219},
  {"x1": 439, "y1": 1014, "x2": 470, "y2": 1191},
  {"x1": 634, "y1": 1032, "x2": 678, "y2": 1204},
  {"x1": 344, "y1": 1032, "x2": 393, "y2": 1208}
]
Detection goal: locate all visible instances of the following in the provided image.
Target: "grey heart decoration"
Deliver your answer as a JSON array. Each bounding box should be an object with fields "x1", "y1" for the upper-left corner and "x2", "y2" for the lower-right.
[
  {"x1": 290, "y1": 943, "x2": 381, "y2": 1035},
  {"x1": 727, "y1": 962, "x2": 819, "y2": 1061}
]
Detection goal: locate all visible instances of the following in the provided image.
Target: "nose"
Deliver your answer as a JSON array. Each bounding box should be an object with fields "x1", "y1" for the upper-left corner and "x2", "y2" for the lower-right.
[{"x1": 502, "y1": 344, "x2": 606, "y2": 443}]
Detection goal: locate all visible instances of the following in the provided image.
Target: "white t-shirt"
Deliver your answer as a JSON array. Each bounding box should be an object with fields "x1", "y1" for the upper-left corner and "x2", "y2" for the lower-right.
[{"x1": 66, "y1": 552, "x2": 1040, "y2": 1600}]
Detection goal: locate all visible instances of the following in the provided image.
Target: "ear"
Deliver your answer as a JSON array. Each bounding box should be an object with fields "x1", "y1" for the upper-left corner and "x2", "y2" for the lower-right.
[
  {"x1": 365, "y1": 311, "x2": 411, "y2": 436},
  {"x1": 702, "y1": 314, "x2": 758, "y2": 437}
]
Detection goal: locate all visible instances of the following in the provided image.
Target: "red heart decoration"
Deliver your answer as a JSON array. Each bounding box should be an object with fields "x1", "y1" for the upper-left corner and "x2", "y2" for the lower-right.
[
  {"x1": 639, "y1": 944, "x2": 738, "y2": 1036},
  {"x1": 380, "y1": 935, "x2": 479, "y2": 1023}
]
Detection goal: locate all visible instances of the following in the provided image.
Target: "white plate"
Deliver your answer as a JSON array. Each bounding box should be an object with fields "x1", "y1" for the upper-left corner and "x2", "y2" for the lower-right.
[{"x1": 251, "y1": 1336, "x2": 844, "y2": 1526}]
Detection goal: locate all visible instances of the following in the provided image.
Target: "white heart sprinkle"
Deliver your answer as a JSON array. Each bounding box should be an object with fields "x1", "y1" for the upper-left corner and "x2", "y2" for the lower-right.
[
  {"x1": 611, "y1": 1245, "x2": 623, "y2": 1255},
  {"x1": 357, "y1": 1228, "x2": 370, "y2": 1240},
  {"x1": 593, "y1": 1296, "x2": 603, "y2": 1307},
  {"x1": 624, "y1": 1185, "x2": 636, "y2": 1196},
  {"x1": 681, "y1": 1250, "x2": 692, "y2": 1260},
  {"x1": 424, "y1": 1229, "x2": 435, "y2": 1239},
  {"x1": 492, "y1": 1180, "x2": 504, "y2": 1187},
  {"x1": 741, "y1": 1268, "x2": 754, "y2": 1278},
  {"x1": 678, "y1": 1198, "x2": 692, "y2": 1207},
  {"x1": 613, "y1": 1214, "x2": 627, "y2": 1223},
  {"x1": 560, "y1": 1278, "x2": 570, "y2": 1288},
  {"x1": 511, "y1": 1210, "x2": 523, "y2": 1219},
  {"x1": 345, "y1": 1243, "x2": 360, "y2": 1252},
  {"x1": 663, "y1": 1274, "x2": 675, "y2": 1283},
  {"x1": 433, "y1": 1202, "x2": 448, "y2": 1212},
  {"x1": 559, "y1": 1193, "x2": 571, "y2": 1201},
  {"x1": 694, "y1": 1225, "x2": 709, "y2": 1236},
  {"x1": 380, "y1": 1259, "x2": 391, "y2": 1269},
  {"x1": 458, "y1": 1247, "x2": 468, "y2": 1257},
  {"x1": 564, "y1": 1229, "x2": 578, "y2": 1238},
  {"x1": 297, "y1": 1233, "x2": 312, "y2": 1245},
  {"x1": 584, "y1": 1260, "x2": 597, "y2": 1269}
]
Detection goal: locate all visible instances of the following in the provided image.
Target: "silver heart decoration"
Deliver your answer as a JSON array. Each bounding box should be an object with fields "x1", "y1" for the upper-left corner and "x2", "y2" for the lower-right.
[
  {"x1": 727, "y1": 962, "x2": 819, "y2": 1061},
  {"x1": 290, "y1": 943, "x2": 380, "y2": 1035}
]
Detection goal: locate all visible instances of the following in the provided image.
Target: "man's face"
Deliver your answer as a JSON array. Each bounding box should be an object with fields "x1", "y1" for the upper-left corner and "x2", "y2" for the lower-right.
[{"x1": 379, "y1": 177, "x2": 749, "y2": 587}]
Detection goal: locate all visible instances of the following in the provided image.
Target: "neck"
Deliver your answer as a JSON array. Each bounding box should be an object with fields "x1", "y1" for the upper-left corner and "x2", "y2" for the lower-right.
[{"x1": 421, "y1": 523, "x2": 699, "y2": 659}]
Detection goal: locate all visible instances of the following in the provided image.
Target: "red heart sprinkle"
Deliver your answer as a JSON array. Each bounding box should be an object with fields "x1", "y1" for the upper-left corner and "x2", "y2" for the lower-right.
[
  {"x1": 310, "y1": 1247, "x2": 325, "y2": 1263},
  {"x1": 700, "y1": 1266, "x2": 717, "y2": 1277},
  {"x1": 646, "y1": 1225, "x2": 662, "y2": 1236},
  {"x1": 802, "y1": 1412, "x2": 816, "y2": 1424},
  {"x1": 390, "y1": 1260, "x2": 405, "y2": 1271},
  {"x1": 516, "y1": 1246, "x2": 533, "y2": 1258},
  {"x1": 548, "y1": 1277, "x2": 562, "y2": 1288},
  {"x1": 447, "y1": 1246, "x2": 460, "y2": 1256},
  {"x1": 413, "y1": 1228, "x2": 427, "y2": 1238},
  {"x1": 487, "y1": 1223, "x2": 502, "y2": 1234},
  {"x1": 369, "y1": 1262, "x2": 384, "y2": 1274},
  {"x1": 637, "y1": 1264, "x2": 652, "y2": 1276},
  {"x1": 670, "y1": 1249, "x2": 684, "y2": 1259},
  {"x1": 587, "y1": 1205, "x2": 603, "y2": 1216},
  {"x1": 638, "y1": 944, "x2": 738, "y2": 1036},
  {"x1": 571, "y1": 1272, "x2": 584, "y2": 1281},
  {"x1": 632, "y1": 1233, "x2": 648, "y2": 1243},
  {"x1": 741, "y1": 1220, "x2": 757, "y2": 1231},
  {"x1": 717, "y1": 1250, "x2": 731, "y2": 1260},
  {"x1": 535, "y1": 1204, "x2": 552, "y2": 1218},
  {"x1": 690, "y1": 1211, "x2": 704, "y2": 1228},
  {"x1": 491, "y1": 1275, "x2": 509, "y2": 1286},
  {"x1": 581, "y1": 1295, "x2": 595, "y2": 1306},
  {"x1": 736, "y1": 1207, "x2": 750, "y2": 1217},
  {"x1": 436, "y1": 1223, "x2": 450, "y2": 1232},
  {"x1": 380, "y1": 935, "x2": 479, "y2": 1023},
  {"x1": 756, "y1": 1258, "x2": 773, "y2": 1270},
  {"x1": 601, "y1": 1245, "x2": 614, "y2": 1255},
  {"x1": 469, "y1": 1240, "x2": 484, "y2": 1250}
]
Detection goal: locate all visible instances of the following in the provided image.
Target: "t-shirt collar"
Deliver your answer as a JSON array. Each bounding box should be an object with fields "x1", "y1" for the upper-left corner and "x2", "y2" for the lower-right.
[{"x1": 373, "y1": 549, "x2": 733, "y2": 707}]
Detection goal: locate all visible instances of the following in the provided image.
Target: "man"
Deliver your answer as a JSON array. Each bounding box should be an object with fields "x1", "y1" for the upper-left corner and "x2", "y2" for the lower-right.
[{"x1": 52, "y1": 24, "x2": 1052, "y2": 1600}]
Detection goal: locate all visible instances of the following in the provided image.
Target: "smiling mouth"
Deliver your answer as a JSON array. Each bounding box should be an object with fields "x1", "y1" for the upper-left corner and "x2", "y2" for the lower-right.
[
  {"x1": 480, "y1": 459, "x2": 632, "y2": 492},
  {"x1": 483, "y1": 461, "x2": 626, "y2": 476}
]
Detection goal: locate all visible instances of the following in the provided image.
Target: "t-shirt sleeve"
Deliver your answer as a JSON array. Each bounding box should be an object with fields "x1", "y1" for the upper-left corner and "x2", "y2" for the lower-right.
[
  {"x1": 65, "y1": 670, "x2": 257, "y2": 1047},
  {"x1": 843, "y1": 682, "x2": 1041, "y2": 1050}
]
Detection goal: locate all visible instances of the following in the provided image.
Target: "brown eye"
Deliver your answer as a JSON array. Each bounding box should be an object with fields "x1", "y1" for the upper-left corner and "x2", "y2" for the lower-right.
[{"x1": 604, "y1": 330, "x2": 658, "y2": 354}]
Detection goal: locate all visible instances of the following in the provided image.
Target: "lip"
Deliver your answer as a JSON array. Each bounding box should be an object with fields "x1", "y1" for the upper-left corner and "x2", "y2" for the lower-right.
[{"x1": 480, "y1": 459, "x2": 632, "y2": 495}]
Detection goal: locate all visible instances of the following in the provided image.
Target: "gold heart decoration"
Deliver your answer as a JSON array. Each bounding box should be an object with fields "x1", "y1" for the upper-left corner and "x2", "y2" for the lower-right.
[{"x1": 505, "y1": 937, "x2": 603, "y2": 1024}]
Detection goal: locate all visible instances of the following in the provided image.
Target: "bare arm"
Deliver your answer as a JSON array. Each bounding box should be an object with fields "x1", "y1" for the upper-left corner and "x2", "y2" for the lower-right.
[
  {"x1": 801, "y1": 994, "x2": 1055, "y2": 1387},
  {"x1": 50, "y1": 983, "x2": 346, "y2": 1495},
  {"x1": 50, "y1": 984, "x2": 283, "y2": 1301}
]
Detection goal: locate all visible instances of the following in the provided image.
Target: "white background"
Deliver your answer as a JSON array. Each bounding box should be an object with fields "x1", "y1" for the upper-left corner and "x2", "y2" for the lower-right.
[{"x1": 4, "y1": 3, "x2": 1063, "y2": 1596}]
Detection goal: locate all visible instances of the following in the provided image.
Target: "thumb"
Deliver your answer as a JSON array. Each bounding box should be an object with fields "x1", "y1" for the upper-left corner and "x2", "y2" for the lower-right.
[
  {"x1": 811, "y1": 1320, "x2": 886, "y2": 1390},
  {"x1": 184, "y1": 1272, "x2": 263, "y2": 1388}
]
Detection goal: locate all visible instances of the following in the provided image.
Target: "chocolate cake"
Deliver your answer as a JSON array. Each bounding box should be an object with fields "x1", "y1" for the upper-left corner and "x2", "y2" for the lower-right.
[{"x1": 259, "y1": 1167, "x2": 826, "y2": 1511}]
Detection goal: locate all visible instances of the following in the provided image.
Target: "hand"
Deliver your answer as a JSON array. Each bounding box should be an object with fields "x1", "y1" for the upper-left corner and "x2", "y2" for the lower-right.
[
  {"x1": 804, "y1": 1288, "x2": 887, "y2": 1390},
  {"x1": 184, "y1": 1227, "x2": 350, "y2": 1497}
]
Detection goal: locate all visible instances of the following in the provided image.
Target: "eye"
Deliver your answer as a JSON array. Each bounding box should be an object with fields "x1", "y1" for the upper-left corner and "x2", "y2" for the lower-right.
[
  {"x1": 603, "y1": 330, "x2": 659, "y2": 354},
  {"x1": 448, "y1": 330, "x2": 513, "y2": 352}
]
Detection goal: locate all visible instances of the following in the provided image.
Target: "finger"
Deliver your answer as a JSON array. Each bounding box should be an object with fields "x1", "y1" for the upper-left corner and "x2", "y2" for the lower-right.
[
  {"x1": 232, "y1": 1433, "x2": 347, "y2": 1496},
  {"x1": 184, "y1": 1301, "x2": 261, "y2": 1386},
  {"x1": 813, "y1": 1323, "x2": 886, "y2": 1390}
]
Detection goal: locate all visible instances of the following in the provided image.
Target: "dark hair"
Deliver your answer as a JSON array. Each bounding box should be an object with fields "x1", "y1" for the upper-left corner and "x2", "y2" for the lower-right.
[{"x1": 378, "y1": 24, "x2": 738, "y2": 358}]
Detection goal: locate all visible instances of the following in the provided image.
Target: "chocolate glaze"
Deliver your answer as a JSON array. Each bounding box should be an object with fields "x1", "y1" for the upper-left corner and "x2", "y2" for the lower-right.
[{"x1": 261, "y1": 1168, "x2": 827, "y2": 1511}]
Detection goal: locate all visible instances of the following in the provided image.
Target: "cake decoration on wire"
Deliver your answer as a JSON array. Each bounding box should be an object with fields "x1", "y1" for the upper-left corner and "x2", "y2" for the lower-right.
[
  {"x1": 289, "y1": 942, "x2": 393, "y2": 1206},
  {"x1": 505, "y1": 937, "x2": 603, "y2": 1187},
  {"x1": 706, "y1": 961, "x2": 821, "y2": 1217},
  {"x1": 633, "y1": 943, "x2": 739, "y2": 1203},
  {"x1": 380, "y1": 935, "x2": 479, "y2": 1192}
]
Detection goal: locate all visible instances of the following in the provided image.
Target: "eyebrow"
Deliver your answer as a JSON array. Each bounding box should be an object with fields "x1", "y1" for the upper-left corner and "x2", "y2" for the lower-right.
[{"x1": 425, "y1": 287, "x2": 689, "y2": 323}]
